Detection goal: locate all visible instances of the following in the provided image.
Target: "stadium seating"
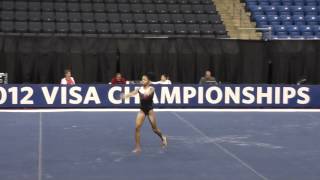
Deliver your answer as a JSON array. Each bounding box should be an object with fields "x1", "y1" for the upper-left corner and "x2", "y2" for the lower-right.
[
  {"x1": 244, "y1": 0, "x2": 320, "y2": 39},
  {"x1": 0, "y1": 0, "x2": 228, "y2": 37}
]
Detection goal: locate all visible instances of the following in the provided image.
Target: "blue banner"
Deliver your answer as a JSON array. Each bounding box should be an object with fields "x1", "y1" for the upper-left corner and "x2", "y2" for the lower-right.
[{"x1": 0, "y1": 84, "x2": 319, "y2": 108}]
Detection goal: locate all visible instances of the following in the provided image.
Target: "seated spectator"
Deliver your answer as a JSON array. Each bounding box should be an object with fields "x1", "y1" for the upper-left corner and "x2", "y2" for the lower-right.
[
  {"x1": 111, "y1": 73, "x2": 127, "y2": 84},
  {"x1": 60, "y1": 69, "x2": 75, "y2": 85},
  {"x1": 153, "y1": 74, "x2": 172, "y2": 84},
  {"x1": 199, "y1": 70, "x2": 217, "y2": 85}
]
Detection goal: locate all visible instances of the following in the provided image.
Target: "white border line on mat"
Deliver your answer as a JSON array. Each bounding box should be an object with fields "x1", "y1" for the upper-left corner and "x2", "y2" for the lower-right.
[
  {"x1": 172, "y1": 112, "x2": 269, "y2": 180},
  {"x1": 0, "y1": 108, "x2": 320, "y2": 113},
  {"x1": 37, "y1": 112, "x2": 43, "y2": 180}
]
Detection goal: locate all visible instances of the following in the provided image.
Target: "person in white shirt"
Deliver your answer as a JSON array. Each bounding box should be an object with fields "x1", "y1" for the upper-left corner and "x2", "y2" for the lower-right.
[
  {"x1": 152, "y1": 74, "x2": 172, "y2": 85},
  {"x1": 60, "y1": 69, "x2": 75, "y2": 85}
]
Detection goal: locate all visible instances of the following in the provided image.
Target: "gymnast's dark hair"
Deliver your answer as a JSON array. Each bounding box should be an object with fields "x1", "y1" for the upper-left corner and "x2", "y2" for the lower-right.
[{"x1": 142, "y1": 72, "x2": 155, "y2": 81}]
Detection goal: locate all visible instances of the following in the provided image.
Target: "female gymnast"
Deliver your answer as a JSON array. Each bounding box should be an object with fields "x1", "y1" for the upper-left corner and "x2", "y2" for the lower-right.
[{"x1": 122, "y1": 74, "x2": 168, "y2": 153}]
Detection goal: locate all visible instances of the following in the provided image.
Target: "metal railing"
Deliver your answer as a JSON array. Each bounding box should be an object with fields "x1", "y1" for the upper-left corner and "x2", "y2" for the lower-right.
[{"x1": 238, "y1": 27, "x2": 272, "y2": 40}]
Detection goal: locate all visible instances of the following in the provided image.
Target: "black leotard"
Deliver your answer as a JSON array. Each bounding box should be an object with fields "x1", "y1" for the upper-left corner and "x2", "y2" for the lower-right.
[{"x1": 138, "y1": 86, "x2": 154, "y2": 115}]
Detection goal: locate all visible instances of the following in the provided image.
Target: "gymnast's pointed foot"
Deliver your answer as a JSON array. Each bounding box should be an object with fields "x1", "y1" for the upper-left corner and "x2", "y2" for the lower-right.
[{"x1": 132, "y1": 146, "x2": 142, "y2": 154}]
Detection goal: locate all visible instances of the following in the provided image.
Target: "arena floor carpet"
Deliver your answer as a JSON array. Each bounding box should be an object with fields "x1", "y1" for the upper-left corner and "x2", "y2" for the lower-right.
[{"x1": 0, "y1": 109, "x2": 319, "y2": 180}]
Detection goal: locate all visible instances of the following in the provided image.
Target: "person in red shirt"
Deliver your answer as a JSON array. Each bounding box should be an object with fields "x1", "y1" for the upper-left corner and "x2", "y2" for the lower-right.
[
  {"x1": 60, "y1": 69, "x2": 75, "y2": 85},
  {"x1": 111, "y1": 73, "x2": 126, "y2": 84}
]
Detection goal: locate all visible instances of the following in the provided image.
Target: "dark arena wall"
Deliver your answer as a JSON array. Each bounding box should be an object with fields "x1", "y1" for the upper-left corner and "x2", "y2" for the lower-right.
[{"x1": 0, "y1": 37, "x2": 319, "y2": 84}]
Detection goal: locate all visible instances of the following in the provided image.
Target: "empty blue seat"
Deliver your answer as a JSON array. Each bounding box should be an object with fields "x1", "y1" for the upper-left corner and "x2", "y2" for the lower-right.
[
  {"x1": 292, "y1": 15, "x2": 305, "y2": 25},
  {"x1": 250, "y1": 5, "x2": 264, "y2": 15},
  {"x1": 252, "y1": 11, "x2": 265, "y2": 18},
  {"x1": 305, "y1": 36, "x2": 318, "y2": 39},
  {"x1": 314, "y1": 31, "x2": 320, "y2": 38},
  {"x1": 246, "y1": 1, "x2": 258, "y2": 6},
  {"x1": 263, "y1": 6, "x2": 277, "y2": 15},
  {"x1": 277, "y1": 32, "x2": 289, "y2": 38},
  {"x1": 273, "y1": 25, "x2": 287, "y2": 36},
  {"x1": 269, "y1": 0, "x2": 281, "y2": 6},
  {"x1": 312, "y1": 25, "x2": 320, "y2": 33},
  {"x1": 287, "y1": 25, "x2": 299, "y2": 31},
  {"x1": 267, "y1": 15, "x2": 281, "y2": 25},
  {"x1": 271, "y1": 34, "x2": 291, "y2": 39},
  {"x1": 293, "y1": 0, "x2": 305, "y2": 6},
  {"x1": 291, "y1": 6, "x2": 304, "y2": 16},
  {"x1": 304, "y1": 6, "x2": 318, "y2": 15},
  {"x1": 280, "y1": 15, "x2": 293, "y2": 25},
  {"x1": 301, "y1": 30, "x2": 314, "y2": 38},
  {"x1": 258, "y1": 0, "x2": 270, "y2": 6},
  {"x1": 300, "y1": 25, "x2": 313, "y2": 36},
  {"x1": 306, "y1": 0, "x2": 317, "y2": 6},
  {"x1": 313, "y1": 26, "x2": 320, "y2": 37},
  {"x1": 255, "y1": 15, "x2": 268, "y2": 26},
  {"x1": 305, "y1": 15, "x2": 318, "y2": 25},
  {"x1": 291, "y1": 35, "x2": 304, "y2": 39},
  {"x1": 277, "y1": 6, "x2": 291, "y2": 16},
  {"x1": 287, "y1": 25, "x2": 300, "y2": 35},
  {"x1": 282, "y1": 0, "x2": 293, "y2": 6}
]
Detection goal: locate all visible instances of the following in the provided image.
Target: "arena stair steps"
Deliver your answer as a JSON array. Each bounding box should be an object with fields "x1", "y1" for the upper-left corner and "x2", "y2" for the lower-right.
[{"x1": 213, "y1": 0, "x2": 262, "y2": 39}]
